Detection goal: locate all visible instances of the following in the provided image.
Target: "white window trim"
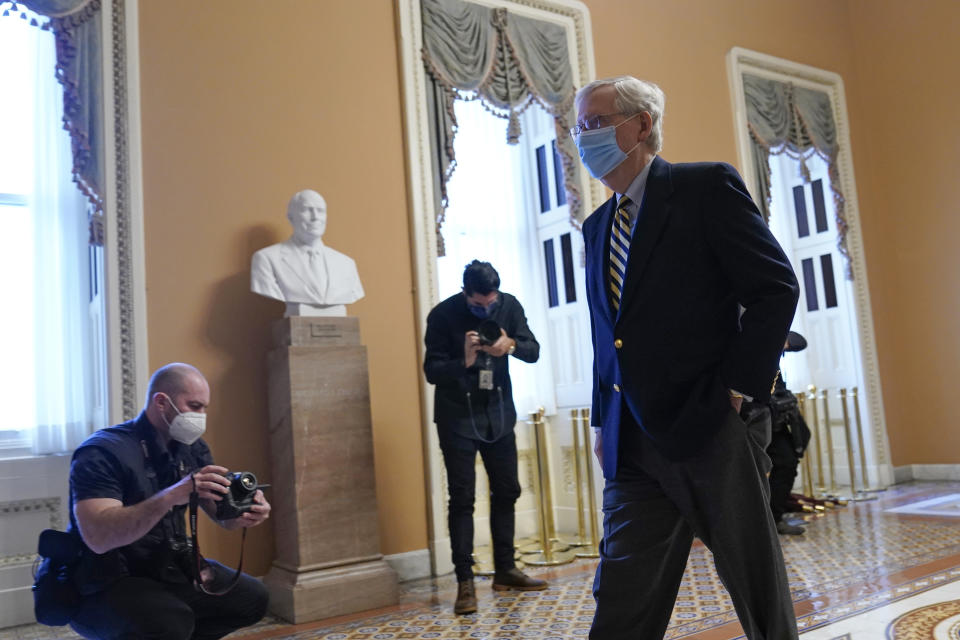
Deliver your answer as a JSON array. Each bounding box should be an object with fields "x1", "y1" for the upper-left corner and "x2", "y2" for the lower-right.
[
  {"x1": 725, "y1": 46, "x2": 893, "y2": 488},
  {"x1": 101, "y1": 0, "x2": 150, "y2": 423}
]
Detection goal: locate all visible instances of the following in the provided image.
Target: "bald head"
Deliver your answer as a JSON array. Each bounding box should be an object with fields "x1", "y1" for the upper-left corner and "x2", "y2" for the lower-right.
[
  {"x1": 144, "y1": 363, "x2": 211, "y2": 441},
  {"x1": 145, "y1": 363, "x2": 206, "y2": 407}
]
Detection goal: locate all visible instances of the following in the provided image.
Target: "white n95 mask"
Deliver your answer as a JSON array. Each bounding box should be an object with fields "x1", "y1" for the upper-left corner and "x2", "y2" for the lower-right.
[{"x1": 161, "y1": 394, "x2": 207, "y2": 445}]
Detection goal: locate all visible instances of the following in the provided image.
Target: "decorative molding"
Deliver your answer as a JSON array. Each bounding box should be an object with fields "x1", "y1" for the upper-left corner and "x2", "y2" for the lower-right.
[
  {"x1": 517, "y1": 448, "x2": 537, "y2": 493},
  {"x1": 726, "y1": 47, "x2": 891, "y2": 484},
  {"x1": 398, "y1": 0, "x2": 596, "y2": 578},
  {"x1": 0, "y1": 497, "x2": 61, "y2": 567},
  {"x1": 110, "y1": 0, "x2": 139, "y2": 420},
  {"x1": 0, "y1": 497, "x2": 61, "y2": 528}
]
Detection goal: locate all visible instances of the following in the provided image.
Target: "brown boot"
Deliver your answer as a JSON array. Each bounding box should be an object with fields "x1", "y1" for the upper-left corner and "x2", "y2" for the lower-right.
[
  {"x1": 492, "y1": 567, "x2": 548, "y2": 591},
  {"x1": 454, "y1": 579, "x2": 477, "y2": 615}
]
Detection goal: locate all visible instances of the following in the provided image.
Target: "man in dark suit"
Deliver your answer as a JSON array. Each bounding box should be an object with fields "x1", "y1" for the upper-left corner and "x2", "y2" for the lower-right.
[{"x1": 572, "y1": 76, "x2": 800, "y2": 639}]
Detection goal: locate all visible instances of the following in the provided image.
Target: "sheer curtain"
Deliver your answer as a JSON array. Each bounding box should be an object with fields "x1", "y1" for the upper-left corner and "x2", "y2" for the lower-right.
[
  {"x1": 437, "y1": 99, "x2": 554, "y2": 417},
  {"x1": 30, "y1": 18, "x2": 97, "y2": 454}
]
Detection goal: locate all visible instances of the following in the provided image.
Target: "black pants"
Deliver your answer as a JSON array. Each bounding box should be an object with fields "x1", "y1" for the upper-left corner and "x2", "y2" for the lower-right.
[
  {"x1": 438, "y1": 428, "x2": 522, "y2": 581},
  {"x1": 590, "y1": 409, "x2": 797, "y2": 640},
  {"x1": 768, "y1": 428, "x2": 800, "y2": 521},
  {"x1": 69, "y1": 561, "x2": 268, "y2": 640}
]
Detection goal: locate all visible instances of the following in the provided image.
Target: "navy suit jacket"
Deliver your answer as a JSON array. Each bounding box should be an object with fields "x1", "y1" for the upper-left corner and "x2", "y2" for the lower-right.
[{"x1": 584, "y1": 156, "x2": 799, "y2": 479}]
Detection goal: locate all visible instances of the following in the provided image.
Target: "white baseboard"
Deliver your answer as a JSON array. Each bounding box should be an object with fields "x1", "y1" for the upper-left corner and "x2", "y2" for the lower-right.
[
  {"x1": 894, "y1": 465, "x2": 914, "y2": 484},
  {"x1": 894, "y1": 464, "x2": 960, "y2": 483},
  {"x1": 384, "y1": 548, "x2": 432, "y2": 582}
]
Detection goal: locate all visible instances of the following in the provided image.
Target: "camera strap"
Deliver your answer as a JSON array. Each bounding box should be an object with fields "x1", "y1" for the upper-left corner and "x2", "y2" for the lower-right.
[
  {"x1": 188, "y1": 474, "x2": 246, "y2": 596},
  {"x1": 465, "y1": 386, "x2": 508, "y2": 443}
]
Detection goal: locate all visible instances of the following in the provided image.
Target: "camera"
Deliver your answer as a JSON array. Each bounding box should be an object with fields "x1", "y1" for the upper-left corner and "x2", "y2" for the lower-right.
[
  {"x1": 476, "y1": 319, "x2": 501, "y2": 346},
  {"x1": 215, "y1": 471, "x2": 263, "y2": 521}
]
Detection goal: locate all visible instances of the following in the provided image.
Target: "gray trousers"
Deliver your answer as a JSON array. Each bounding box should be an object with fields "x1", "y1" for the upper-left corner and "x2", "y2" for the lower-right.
[{"x1": 590, "y1": 408, "x2": 798, "y2": 640}]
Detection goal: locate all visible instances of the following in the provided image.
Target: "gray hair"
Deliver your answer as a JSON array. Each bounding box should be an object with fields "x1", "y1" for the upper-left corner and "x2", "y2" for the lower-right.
[{"x1": 576, "y1": 76, "x2": 665, "y2": 152}]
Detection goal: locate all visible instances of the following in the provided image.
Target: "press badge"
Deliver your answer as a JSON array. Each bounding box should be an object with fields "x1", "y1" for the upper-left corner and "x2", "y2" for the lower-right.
[{"x1": 479, "y1": 369, "x2": 494, "y2": 390}]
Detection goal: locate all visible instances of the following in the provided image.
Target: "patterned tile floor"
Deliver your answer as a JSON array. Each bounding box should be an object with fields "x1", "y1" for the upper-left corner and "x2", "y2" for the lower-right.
[{"x1": 4, "y1": 481, "x2": 960, "y2": 639}]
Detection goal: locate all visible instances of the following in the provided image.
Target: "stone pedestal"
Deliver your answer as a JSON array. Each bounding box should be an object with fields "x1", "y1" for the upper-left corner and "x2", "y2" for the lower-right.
[{"x1": 262, "y1": 317, "x2": 398, "y2": 623}]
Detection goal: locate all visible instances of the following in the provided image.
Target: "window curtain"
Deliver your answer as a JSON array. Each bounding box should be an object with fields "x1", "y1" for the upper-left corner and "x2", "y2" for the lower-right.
[
  {"x1": 2, "y1": 0, "x2": 105, "y2": 215},
  {"x1": 2, "y1": 2, "x2": 100, "y2": 453},
  {"x1": 421, "y1": 0, "x2": 579, "y2": 256},
  {"x1": 743, "y1": 74, "x2": 851, "y2": 278},
  {"x1": 31, "y1": 22, "x2": 97, "y2": 454}
]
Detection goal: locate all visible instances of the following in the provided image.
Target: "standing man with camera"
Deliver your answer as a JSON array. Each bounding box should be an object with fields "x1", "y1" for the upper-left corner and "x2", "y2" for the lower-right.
[
  {"x1": 423, "y1": 260, "x2": 546, "y2": 615},
  {"x1": 66, "y1": 362, "x2": 270, "y2": 640}
]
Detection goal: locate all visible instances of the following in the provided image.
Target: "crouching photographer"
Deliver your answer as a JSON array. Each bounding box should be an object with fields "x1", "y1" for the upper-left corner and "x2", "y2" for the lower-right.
[{"x1": 52, "y1": 363, "x2": 270, "y2": 640}]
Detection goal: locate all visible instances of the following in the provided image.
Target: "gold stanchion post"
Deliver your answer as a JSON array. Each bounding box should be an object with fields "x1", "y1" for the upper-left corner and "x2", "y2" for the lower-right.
[
  {"x1": 807, "y1": 384, "x2": 825, "y2": 494},
  {"x1": 564, "y1": 408, "x2": 589, "y2": 546},
  {"x1": 820, "y1": 388, "x2": 839, "y2": 496},
  {"x1": 839, "y1": 388, "x2": 857, "y2": 497},
  {"x1": 522, "y1": 408, "x2": 575, "y2": 566},
  {"x1": 840, "y1": 388, "x2": 877, "y2": 502},
  {"x1": 576, "y1": 408, "x2": 600, "y2": 559},
  {"x1": 795, "y1": 391, "x2": 815, "y2": 499},
  {"x1": 852, "y1": 387, "x2": 884, "y2": 493}
]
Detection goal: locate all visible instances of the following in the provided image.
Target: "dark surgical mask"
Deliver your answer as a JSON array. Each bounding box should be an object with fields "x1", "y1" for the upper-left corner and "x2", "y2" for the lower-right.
[{"x1": 468, "y1": 299, "x2": 499, "y2": 319}]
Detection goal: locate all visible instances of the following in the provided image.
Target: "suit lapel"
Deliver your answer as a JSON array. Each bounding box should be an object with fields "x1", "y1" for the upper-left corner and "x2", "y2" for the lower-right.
[
  {"x1": 587, "y1": 196, "x2": 618, "y2": 326},
  {"x1": 620, "y1": 156, "x2": 673, "y2": 308}
]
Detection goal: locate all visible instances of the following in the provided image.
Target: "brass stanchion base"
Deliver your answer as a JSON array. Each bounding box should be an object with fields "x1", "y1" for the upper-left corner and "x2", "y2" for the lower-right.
[
  {"x1": 473, "y1": 550, "x2": 525, "y2": 576},
  {"x1": 562, "y1": 536, "x2": 593, "y2": 547},
  {"x1": 517, "y1": 541, "x2": 543, "y2": 554},
  {"x1": 522, "y1": 547, "x2": 577, "y2": 566},
  {"x1": 574, "y1": 544, "x2": 599, "y2": 559},
  {"x1": 518, "y1": 539, "x2": 570, "y2": 554}
]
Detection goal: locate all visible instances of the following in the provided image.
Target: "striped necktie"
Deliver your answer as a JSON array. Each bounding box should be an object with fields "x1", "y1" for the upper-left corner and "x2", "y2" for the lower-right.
[{"x1": 609, "y1": 196, "x2": 632, "y2": 312}]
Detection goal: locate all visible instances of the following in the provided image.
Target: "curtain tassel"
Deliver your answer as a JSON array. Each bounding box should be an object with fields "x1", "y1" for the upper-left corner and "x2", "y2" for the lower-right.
[{"x1": 506, "y1": 109, "x2": 521, "y2": 145}]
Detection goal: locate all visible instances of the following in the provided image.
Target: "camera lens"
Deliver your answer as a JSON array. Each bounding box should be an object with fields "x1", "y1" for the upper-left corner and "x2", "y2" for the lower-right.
[
  {"x1": 477, "y1": 319, "x2": 501, "y2": 345},
  {"x1": 239, "y1": 472, "x2": 257, "y2": 492}
]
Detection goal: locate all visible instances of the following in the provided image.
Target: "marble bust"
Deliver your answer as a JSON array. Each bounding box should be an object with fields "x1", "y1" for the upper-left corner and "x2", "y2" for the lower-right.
[{"x1": 251, "y1": 190, "x2": 365, "y2": 317}]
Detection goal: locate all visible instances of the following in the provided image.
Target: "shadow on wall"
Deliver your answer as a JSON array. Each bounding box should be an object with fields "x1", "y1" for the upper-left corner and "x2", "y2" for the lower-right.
[{"x1": 201, "y1": 223, "x2": 284, "y2": 575}]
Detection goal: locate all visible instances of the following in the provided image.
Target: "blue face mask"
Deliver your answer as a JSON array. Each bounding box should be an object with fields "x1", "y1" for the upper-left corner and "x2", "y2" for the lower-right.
[
  {"x1": 574, "y1": 113, "x2": 642, "y2": 179},
  {"x1": 468, "y1": 299, "x2": 499, "y2": 319}
]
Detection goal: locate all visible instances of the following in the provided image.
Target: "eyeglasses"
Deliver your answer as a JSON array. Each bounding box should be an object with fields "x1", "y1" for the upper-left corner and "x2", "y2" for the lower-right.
[{"x1": 569, "y1": 112, "x2": 628, "y2": 138}]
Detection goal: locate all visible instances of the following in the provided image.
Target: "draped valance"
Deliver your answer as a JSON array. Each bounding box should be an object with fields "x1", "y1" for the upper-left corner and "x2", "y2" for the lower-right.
[
  {"x1": 421, "y1": 0, "x2": 579, "y2": 255},
  {"x1": 743, "y1": 73, "x2": 851, "y2": 278},
  {"x1": 3, "y1": 0, "x2": 104, "y2": 214}
]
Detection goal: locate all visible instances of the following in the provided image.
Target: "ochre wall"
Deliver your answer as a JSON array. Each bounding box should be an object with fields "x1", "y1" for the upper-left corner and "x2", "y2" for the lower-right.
[
  {"x1": 137, "y1": 1, "x2": 425, "y2": 574},
  {"x1": 136, "y1": 0, "x2": 959, "y2": 572},
  {"x1": 844, "y1": 0, "x2": 960, "y2": 464},
  {"x1": 582, "y1": 0, "x2": 960, "y2": 466}
]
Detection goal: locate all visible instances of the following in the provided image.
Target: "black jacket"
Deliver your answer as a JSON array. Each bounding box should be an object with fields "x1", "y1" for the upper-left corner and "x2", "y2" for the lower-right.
[{"x1": 424, "y1": 291, "x2": 539, "y2": 440}]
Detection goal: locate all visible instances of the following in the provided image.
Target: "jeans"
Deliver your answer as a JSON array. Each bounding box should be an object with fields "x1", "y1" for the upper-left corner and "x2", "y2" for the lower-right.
[{"x1": 438, "y1": 428, "x2": 522, "y2": 581}]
